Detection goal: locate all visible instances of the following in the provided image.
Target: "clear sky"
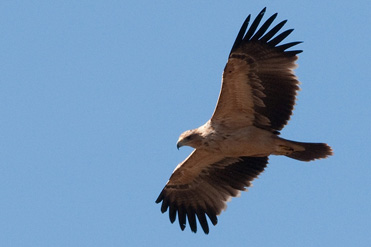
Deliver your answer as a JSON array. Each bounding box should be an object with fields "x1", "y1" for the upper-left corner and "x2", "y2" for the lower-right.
[{"x1": 1, "y1": 1, "x2": 370, "y2": 246}]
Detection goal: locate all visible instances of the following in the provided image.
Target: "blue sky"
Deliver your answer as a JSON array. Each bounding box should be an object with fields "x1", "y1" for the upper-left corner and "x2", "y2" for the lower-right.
[{"x1": 1, "y1": 1, "x2": 370, "y2": 246}]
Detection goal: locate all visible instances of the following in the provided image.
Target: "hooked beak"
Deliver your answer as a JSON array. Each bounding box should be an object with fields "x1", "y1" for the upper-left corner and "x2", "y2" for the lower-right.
[{"x1": 176, "y1": 140, "x2": 183, "y2": 150}]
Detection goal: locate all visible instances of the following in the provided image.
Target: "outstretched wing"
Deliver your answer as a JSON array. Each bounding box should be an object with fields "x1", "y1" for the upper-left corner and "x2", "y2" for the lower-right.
[
  {"x1": 156, "y1": 149, "x2": 268, "y2": 234},
  {"x1": 211, "y1": 8, "x2": 302, "y2": 132}
]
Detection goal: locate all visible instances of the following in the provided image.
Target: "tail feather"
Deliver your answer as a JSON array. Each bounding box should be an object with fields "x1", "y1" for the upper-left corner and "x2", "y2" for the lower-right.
[{"x1": 285, "y1": 141, "x2": 333, "y2": 162}]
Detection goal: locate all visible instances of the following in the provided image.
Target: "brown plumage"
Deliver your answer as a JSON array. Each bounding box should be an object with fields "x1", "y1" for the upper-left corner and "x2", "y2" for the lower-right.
[{"x1": 156, "y1": 8, "x2": 333, "y2": 234}]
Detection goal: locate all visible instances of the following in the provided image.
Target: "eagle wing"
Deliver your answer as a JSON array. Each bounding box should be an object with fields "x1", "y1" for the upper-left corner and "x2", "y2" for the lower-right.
[
  {"x1": 156, "y1": 149, "x2": 268, "y2": 234},
  {"x1": 211, "y1": 8, "x2": 302, "y2": 132}
]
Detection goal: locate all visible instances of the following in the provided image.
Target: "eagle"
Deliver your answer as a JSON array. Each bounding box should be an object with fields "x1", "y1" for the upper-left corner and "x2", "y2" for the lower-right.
[{"x1": 156, "y1": 8, "x2": 333, "y2": 234}]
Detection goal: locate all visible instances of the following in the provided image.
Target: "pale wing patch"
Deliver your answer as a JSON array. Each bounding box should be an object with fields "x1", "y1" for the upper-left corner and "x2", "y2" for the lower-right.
[{"x1": 169, "y1": 150, "x2": 225, "y2": 185}]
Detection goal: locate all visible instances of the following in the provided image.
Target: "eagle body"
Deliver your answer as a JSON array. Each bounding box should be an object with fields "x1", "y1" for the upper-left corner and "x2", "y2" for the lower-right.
[
  {"x1": 178, "y1": 121, "x2": 297, "y2": 157},
  {"x1": 156, "y1": 8, "x2": 333, "y2": 234}
]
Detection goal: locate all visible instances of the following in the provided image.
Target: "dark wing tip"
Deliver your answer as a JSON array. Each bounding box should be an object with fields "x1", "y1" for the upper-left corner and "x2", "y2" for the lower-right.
[
  {"x1": 230, "y1": 14, "x2": 251, "y2": 53},
  {"x1": 259, "y1": 19, "x2": 287, "y2": 43},
  {"x1": 243, "y1": 7, "x2": 267, "y2": 41},
  {"x1": 260, "y1": 7, "x2": 267, "y2": 16},
  {"x1": 251, "y1": 12, "x2": 278, "y2": 41},
  {"x1": 187, "y1": 208, "x2": 197, "y2": 233},
  {"x1": 196, "y1": 210, "x2": 210, "y2": 234},
  {"x1": 160, "y1": 199, "x2": 168, "y2": 213},
  {"x1": 169, "y1": 205, "x2": 177, "y2": 223},
  {"x1": 276, "y1": 41, "x2": 303, "y2": 51},
  {"x1": 230, "y1": 8, "x2": 302, "y2": 56},
  {"x1": 155, "y1": 191, "x2": 163, "y2": 204},
  {"x1": 286, "y1": 50, "x2": 303, "y2": 56},
  {"x1": 156, "y1": 187, "x2": 216, "y2": 234},
  {"x1": 155, "y1": 189, "x2": 169, "y2": 214},
  {"x1": 267, "y1": 29, "x2": 294, "y2": 46},
  {"x1": 178, "y1": 205, "x2": 187, "y2": 231},
  {"x1": 156, "y1": 156, "x2": 268, "y2": 234}
]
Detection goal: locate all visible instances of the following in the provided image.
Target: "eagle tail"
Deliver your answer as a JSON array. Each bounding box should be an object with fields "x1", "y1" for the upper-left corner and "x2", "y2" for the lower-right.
[{"x1": 284, "y1": 140, "x2": 333, "y2": 162}]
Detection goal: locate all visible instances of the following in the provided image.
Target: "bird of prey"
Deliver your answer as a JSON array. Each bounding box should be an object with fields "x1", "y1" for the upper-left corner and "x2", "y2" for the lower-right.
[{"x1": 156, "y1": 8, "x2": 333, "y2": 234}]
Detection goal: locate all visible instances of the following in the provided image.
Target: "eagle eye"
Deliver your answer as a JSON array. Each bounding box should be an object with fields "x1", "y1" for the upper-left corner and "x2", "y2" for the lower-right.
[{"x1": 185, "y1": 134, "x2": 196, "y2": 140}]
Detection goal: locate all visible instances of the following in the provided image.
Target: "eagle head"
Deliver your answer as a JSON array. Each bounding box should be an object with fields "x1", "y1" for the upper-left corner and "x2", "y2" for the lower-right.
[{"x1": 176, "y1": 129, "x2": 203, "y2": 149}]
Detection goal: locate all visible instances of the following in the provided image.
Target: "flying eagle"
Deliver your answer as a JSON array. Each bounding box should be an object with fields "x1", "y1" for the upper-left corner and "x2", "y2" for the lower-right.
[{"x1": 156, "y1": 8, "x2": 333, "y2": 234}]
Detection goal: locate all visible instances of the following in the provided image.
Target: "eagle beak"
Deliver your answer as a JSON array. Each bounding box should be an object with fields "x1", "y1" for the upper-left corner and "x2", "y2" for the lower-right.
[{"x1": 176, "y1": 140, "x2": 183, "y2": 150}]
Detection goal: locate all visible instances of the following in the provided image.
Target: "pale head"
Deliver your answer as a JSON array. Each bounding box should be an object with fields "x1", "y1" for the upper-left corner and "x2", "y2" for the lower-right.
[{"x1": 176, "y1": 129, "x2": 203, "y2": 149}]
